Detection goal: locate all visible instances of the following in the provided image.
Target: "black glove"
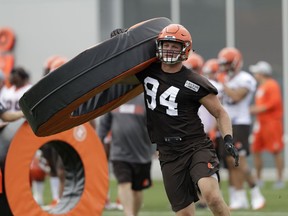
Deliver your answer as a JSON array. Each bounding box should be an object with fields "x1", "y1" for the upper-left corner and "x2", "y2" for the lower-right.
[
  {"x1": 110, "y1": 28, "x2": 127, "y2": 38},
  {"x1": 224, "y1": 135, "x2": 239, "y2": 167}
]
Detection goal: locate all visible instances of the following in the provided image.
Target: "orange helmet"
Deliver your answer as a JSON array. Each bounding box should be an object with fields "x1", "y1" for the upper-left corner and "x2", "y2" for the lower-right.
[
  {"x1": 202, "y1": 58, "x2": 219, "y2": 75},
  {"x1": 218, "y1": 47, "x2": 242, "y2": 73},
  {"x1": 183, "y1": 53, "x2": 204, "y2": 73},
  {"x1": 156, "y1": 24, "x2": 192, "y2": 64},
  {"x1": 43, "y1": 55, "x2": 68, "y2": 75}
]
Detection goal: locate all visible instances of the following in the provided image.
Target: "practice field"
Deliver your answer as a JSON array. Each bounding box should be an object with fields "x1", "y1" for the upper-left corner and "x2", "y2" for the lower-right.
[
  {"x1": 103, "y1": 211, "x2": 288, "y2": 216},
  {"x1": 102, "y1": 180, "x2": 288, "y2": 216},
  {"x1": 42, "y1": 178, "x2": 287, "y2": 215}
]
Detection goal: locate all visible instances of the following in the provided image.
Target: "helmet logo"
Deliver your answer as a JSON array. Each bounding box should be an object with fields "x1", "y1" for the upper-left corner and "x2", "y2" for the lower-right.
[{"x1": 164, "y1": 35, "x2": 176, "y2": 39}]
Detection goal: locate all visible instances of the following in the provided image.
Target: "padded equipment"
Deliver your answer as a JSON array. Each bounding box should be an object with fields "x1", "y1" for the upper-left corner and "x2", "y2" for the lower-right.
[
  {"x1": 5, "y1": 122, "x2": 108, "y2": 216},
  {"x1": 0, "y1": 27, "x2": 15, "y2": 52},
  {"x1": 19, "y1": 17, "x2": 172, "y2": 136}
]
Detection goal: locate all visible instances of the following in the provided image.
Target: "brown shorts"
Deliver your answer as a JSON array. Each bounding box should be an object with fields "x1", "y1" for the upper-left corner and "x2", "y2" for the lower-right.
[
  {"x1": 159, "y1": 139, "x2": 220, "y2": 212},
  {"x1": 112, "y1": 160, "x2": 152, "y2": 191}
]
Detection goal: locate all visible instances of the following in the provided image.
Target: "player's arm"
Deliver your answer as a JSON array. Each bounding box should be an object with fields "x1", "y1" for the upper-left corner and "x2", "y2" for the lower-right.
[
  {"x1": 0, "y1": 110, "x2": 24, "y2": 122},
  {"x1": 200, "y1": 94, "x2": 232, "y2": 137},
  {"x1": 96, "y1": 113, "x2": 113, "y2": 159},
  {"x1": 200, "y1": 93, "x2": 239, "y2": 166},
  {"x1": 97, "y1": 113, "x2": 112, "y2": 141},
  {"x1": 222, "y1": 85, "x2": 249, "y2": 103},
  {"x1": 250, "y1": 104, "x2": 267, "y2": 115}
]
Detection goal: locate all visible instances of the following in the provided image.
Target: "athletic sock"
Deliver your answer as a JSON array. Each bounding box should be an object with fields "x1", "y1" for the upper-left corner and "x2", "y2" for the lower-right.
[{"x1": 50, "y1": 177, "x2": 60, "y2": 200}]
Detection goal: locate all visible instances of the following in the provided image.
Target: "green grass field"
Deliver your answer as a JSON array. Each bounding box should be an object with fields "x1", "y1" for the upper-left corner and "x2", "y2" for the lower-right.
[
  {"x1": 102, "y1": 180, "x2": 288, "y2": 216},
  {"x1": 42, "y1": 178, "x2": 288, "y2": 216}
]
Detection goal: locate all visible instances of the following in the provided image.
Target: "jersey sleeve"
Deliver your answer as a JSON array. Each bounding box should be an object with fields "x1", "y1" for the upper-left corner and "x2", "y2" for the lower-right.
[
  {"x1": 238, "y1": 73, "x2": 257, "y2": 92},
  {"x1": 135, "y1": 69, "x2": 147, "y2": 83},
  {"x1": 96, "y1": 112, "x2": 112, "y2": 143},
  {"x1": 135, "y1": 62, "x2": 160, "y2": 83},
  {"x1": 191, "y1": 74, "x2": 218, "y2": 101}
]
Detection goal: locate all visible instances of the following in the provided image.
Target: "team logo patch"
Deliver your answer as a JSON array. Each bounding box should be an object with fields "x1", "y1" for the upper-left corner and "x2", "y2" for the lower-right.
[
  {"x1": 142, "y1": 178, "x2": 150, "y2": 187},
  {"x1": 207, "y1": 162, "x2": 214, "y2": 169},
  {"x1": 184, "y1": 80, "x2": 200, "y2": 92},
  {"x1": 73, "y1": 125, "x2": 87, "y2": 142}
]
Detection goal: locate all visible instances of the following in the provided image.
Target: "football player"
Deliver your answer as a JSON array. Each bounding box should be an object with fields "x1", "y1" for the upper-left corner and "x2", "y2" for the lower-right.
[
  {"x1": 218, "y1": 47, "x2": 265, "y2": 210},
  {"x1": 135, "y1": 24, "x2": 238, "y2": 216}
]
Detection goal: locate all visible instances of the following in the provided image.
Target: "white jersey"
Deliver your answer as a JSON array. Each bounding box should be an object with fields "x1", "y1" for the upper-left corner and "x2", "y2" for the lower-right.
[
  {"x1": 222, "y1": 71, "x2": 256, "y2": 125},
  {"x1": 198, "y1": 79, "x2": 223, "y2": 133},
  {"x1": 209, "y1": 79, "x2": 223, "y2": 99},
  {"x1": 0, "y1": 84, "x2": 32, "y2": 111}
]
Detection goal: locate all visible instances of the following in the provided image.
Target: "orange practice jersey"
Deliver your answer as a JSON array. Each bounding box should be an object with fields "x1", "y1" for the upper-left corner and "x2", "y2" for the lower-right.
[{"x1": 254, "y1": 78, "x2": 283, "y2": 122}]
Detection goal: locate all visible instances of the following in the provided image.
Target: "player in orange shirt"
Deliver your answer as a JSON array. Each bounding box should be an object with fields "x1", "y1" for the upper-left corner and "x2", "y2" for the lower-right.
[{"x1": 249, "y1": 61, "x2": 285, "y2": 189}]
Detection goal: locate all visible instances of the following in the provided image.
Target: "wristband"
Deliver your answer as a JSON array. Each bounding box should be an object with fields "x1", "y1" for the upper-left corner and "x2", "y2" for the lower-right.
[{"x1": 224, "y1": 134, "x2": 233, "y2": 143}]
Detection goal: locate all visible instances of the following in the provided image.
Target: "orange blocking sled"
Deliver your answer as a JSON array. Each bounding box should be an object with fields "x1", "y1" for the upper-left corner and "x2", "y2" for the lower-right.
[
  {"x1": 5, "y1": 121, "x2": 109, "y2": 216},
  {"x1": 0, "y1": 54, "x2": 15, "y2": 87},
  {"x1": 0, "y1": 27, "x2": 15, "y2": 52}
]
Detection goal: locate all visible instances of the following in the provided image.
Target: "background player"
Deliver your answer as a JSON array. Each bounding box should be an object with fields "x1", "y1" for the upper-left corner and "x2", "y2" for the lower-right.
[
  {"x1": 218, "y1": 47, "x2": 265, "y2": 210},
  {"x1": 249, "y1": 61, "x2": 285, "y2": 189},
  {"x1": 97, "y1": 94, "x2": 155, "y2": 216}
]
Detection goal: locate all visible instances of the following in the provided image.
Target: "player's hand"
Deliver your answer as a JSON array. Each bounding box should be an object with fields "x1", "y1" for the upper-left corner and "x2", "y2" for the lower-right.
[
  {"x1": 110, "y1": 28, "x2": 127, "y2": 38},
  {"x1": 224, "y1": 135, "x2": 239, "y2": 167}
]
